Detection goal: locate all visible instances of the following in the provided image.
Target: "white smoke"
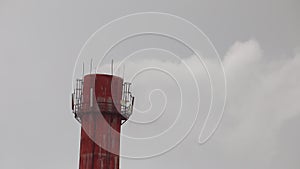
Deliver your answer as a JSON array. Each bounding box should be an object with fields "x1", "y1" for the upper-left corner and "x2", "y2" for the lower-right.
[{"x1": 120, "y1": 39, "x2": 300, "y2": 168}]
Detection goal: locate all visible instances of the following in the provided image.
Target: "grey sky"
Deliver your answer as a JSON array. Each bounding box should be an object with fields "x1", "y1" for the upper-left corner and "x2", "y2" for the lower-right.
[{"x1": 0, "y1": 0, "x2": 299, "y2": 169}]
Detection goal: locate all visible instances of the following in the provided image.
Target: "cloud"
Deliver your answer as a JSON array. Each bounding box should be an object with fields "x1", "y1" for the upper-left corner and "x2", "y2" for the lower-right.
[
  {"x1": 213, "y1": 39, "x2": 300, "y2": 168},
  {"x1": 115, "y1": 39, "x2": 300, "y2": 168}
]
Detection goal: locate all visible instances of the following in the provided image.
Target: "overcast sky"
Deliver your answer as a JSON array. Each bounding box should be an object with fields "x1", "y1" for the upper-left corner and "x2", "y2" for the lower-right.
[{"x1": 0, "y1": 0, "x2": 299, "y2": 169}]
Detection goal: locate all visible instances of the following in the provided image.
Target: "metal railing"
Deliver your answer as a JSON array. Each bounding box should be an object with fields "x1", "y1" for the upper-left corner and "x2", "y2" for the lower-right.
[
  {"x1": 121, "y1": 82, "x2": 134, "y2": 119},
  {"x1": 72, "y1": 79, "x2": 134, "y2": 123}
]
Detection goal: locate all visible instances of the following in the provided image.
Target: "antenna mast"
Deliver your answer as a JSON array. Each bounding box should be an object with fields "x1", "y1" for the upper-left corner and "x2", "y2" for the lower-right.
[
  {"x1": 90, "y1": 59, "x2": 93, "y2": 74},
  {"x1": 111, "y1": 59, "x2": 114, "y2": 75},
  {"x1": 82, "y1": 62, "x2": 85, "y2": 77},
  {"x1": 122, "y1": 64, "x2": 125, "y2": 80}
]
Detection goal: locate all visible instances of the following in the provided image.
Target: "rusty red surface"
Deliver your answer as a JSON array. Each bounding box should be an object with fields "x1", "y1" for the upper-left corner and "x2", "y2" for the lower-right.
[{"x1": 78, "y1": 74, "x2": 123, "y2": 169}]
